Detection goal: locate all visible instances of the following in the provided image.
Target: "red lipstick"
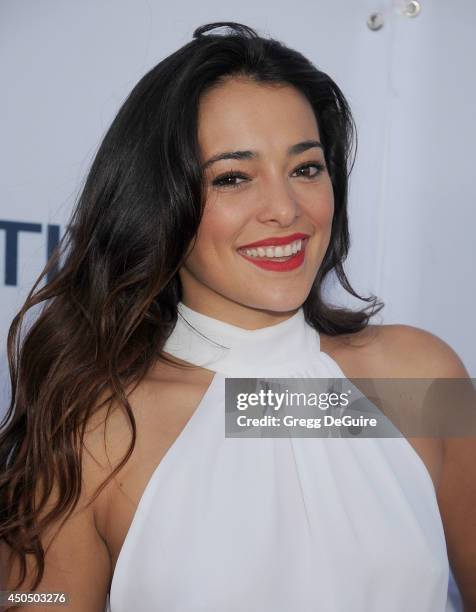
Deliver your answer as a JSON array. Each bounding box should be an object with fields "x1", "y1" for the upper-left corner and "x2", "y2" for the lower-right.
[
  {"x1": 237, "y1": 236, "x2": 309, "y2": 272},
  {"x1": 238, "y1": 232, "x2": 310, "y2": 249}
]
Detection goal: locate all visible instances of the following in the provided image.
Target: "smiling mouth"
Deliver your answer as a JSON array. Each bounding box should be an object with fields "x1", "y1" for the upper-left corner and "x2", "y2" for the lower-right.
[
  {"x1": 237, "y1": 237, "x2": 309, "y2": 261},
  {"x1": 236, "y1": 237, "x2": 309, "y2": 272}
]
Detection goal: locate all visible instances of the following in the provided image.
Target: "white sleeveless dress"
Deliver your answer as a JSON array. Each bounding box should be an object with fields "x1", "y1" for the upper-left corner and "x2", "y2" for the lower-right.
[{"x1": 106, "y1": 302, "x2": 451, "y2": 611}]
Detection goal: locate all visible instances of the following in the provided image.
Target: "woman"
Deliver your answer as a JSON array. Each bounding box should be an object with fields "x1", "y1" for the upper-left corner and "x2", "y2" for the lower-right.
[{"x1": 1, "y1": 21, "x2": 474, "y2": 612}]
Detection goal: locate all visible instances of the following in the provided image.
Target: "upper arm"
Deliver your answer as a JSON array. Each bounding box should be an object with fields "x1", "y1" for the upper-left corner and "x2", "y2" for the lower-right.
[
  {"x1": 438, "y1": 436, "x2": 476, "y2": 610},
  {"x1": 1, "y1": 442, "x2": 112, "y2": 612},
  {"x1": 384, "y1": 324, "x2": 476, "y2": 608}
]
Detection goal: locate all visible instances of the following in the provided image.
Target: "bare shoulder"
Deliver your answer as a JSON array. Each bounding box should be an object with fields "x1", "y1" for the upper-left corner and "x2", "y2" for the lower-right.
[
  {"x1": 82, "y1": 357, "x2": 215, "y2": 472},
  {"x1": 321, "y1": 321, "x2": 469, "y2": 379},
  {"x1": 82, "y1": 361, "x2": 212, "y2": 509},
  {"x1": 373, "y1": 326, "x2": 476, "y2": 605},
  {"x1": 371, "y1": 323, "x2": 470, "y2": 378},
  {"x1": 0, "y1": 359, "x2": 214, "y2": 606}
]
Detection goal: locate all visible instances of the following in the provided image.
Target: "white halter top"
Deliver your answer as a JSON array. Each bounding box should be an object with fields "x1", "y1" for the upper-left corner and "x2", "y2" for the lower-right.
[{"x1": 107, "y1": 302, "x2": 450, "y2": 611}]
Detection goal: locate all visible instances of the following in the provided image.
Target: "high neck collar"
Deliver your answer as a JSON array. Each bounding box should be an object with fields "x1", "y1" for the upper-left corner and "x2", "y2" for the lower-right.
[{"x1": 162, "y1": 301, "x2": 322, "y2": 378}]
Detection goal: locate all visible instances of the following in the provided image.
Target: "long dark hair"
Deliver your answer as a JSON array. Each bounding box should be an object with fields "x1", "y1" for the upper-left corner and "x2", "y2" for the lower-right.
[{"x1": 0, "y1": 21, "x2": 383, "y2": 593}]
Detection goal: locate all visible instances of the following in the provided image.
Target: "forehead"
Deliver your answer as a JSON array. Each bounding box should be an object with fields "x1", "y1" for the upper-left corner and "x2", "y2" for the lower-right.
[{"x1": 197, "y1": 78, "x2": 320, "y2": 154}]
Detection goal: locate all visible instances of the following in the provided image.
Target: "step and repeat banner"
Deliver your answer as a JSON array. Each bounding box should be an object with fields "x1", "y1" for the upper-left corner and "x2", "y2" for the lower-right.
[{"x1": 1, "y1": 2, "x2": 475, "y2": 608}]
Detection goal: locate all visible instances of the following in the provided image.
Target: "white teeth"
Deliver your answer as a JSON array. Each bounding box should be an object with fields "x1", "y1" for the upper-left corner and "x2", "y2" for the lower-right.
[{"x1": 242, "y1": 239, "x2": 304, "y2": 258}]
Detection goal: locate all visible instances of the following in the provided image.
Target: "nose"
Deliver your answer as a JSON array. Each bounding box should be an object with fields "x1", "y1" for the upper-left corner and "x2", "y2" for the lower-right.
[{"x1": 256, "y1": 177, "x2": 301, "y2": 226}]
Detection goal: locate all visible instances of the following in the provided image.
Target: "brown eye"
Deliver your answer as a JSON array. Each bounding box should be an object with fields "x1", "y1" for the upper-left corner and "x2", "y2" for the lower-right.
[
  {"x1": 212, "y1": 172, "x2": 248, "y2": 189},
  {"x1": 292, "y1": 162, "x2": 325, "y2": 178}
]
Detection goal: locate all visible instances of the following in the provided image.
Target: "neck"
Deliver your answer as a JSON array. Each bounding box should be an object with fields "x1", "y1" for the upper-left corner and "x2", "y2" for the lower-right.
[{"x1": 180, "y1": 297, "x2": 300, "y2": 331}]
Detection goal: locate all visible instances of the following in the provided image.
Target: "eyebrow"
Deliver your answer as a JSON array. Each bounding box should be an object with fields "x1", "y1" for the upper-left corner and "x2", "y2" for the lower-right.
[{"x1": 201, "y1": 139, "x2": 324, "y2": 170}]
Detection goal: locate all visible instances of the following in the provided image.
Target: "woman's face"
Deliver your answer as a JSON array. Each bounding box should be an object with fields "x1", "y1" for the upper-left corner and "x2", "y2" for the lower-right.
[{"x1": 179, "y1": 77, "x2": 335, "y2": 326}]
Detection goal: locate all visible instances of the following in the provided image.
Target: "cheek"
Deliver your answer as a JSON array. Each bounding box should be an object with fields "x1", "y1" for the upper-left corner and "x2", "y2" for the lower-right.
[
  {"x1": 320, "y1": 197, "x2": 335, "y2": 245},
  {"x1": 305, "y1": 183, "x2": 335, "y2": 227},
  {"x1": 185, "y1": 202, "x2": 246, "y2": 266},
  {"x1": 325, "y1": 195, "x2": 335, "y2": 225},
  {"x1": 322, "y1": 175, "x2": 335, "y2": 211},
  {"x1": 198, "y1": 199, "x2": 249, "y2": 250}
]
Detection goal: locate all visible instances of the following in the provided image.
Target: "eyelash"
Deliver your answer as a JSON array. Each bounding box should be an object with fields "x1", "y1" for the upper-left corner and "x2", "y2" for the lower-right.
[{"x1": 211, "y1": 162, "x2": 326, "y2": 189}]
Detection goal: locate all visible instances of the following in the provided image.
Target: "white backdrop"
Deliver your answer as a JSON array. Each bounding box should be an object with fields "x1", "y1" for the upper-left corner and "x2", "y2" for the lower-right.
[{"x1": 0, "y1": 1, "x2": 474, "y2": 609}]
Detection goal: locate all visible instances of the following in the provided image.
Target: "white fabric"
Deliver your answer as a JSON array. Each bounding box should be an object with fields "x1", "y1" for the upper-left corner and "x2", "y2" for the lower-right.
[{"x1": 107, "y1": 302, "x2": 449, "y2": 611}]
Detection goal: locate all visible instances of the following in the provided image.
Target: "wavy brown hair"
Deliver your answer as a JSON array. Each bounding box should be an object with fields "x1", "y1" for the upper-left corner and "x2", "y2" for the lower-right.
[{"x1": 0, "y1": 21, "x2": 383, "y2": 595}]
